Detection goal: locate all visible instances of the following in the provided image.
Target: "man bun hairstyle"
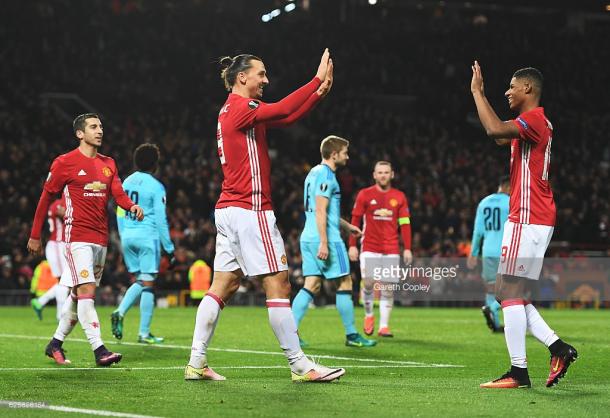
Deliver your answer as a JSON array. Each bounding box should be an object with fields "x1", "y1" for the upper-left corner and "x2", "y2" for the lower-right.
[
  {"x1": 219, "y1": 54, "x2": 263, "y2": 91},
  {"x1": 73, "y1": 113, "x2": 100, "y2": 134},
  {"x1": 513, "y1": 67, "x2": 543, "y2": 96},
  {"x1": 134, "y1": 143, "x2": 160, "y2": 172},
  {"x1": 320, "y1": 135, "x2": 349, "y2": 159}
]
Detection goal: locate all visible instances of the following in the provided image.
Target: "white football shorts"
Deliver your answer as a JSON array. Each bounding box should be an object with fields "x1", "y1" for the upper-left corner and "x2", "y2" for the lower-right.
[
  {"x1": 45, "y1": 240, "x2": 67, "y2": 278},
  {"x1": 214, "y1": 207, "x2": 288, "y2": 277},
  {"x1": 360, "y1": 251, "x2": 401, "y2": 283},
  {"x1": 60, "y1": 242, "x2": 107, "y2": 287},
  {"x1": 498, "y1": 220, "x2": 554, "y2": 280}
]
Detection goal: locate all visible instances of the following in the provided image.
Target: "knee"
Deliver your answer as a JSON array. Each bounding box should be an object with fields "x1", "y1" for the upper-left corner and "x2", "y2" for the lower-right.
[
  {"x1": 380, "y1": 288, "x2": 394, "y2": 300},
  {"x1": 337, "y1": 275, "x2": 353, "y2": 291},
  {"x1": 362, "y1": 277, "x2": 375, "y2": 291},
  {"x1": 305, "y1": 280, "x2": 321, "y2": 295}
]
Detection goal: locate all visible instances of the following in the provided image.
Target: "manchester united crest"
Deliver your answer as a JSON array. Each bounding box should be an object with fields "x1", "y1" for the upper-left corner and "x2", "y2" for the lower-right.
[
  {"x1": 80, "y1": 270, "x2": 89, "y2": 278},
  {"x1": 102, "y1": 167, "x2": 112, "y2": 177},
  {"x1": 389, "y1": 198, "x2": 398, "y2": 207}
]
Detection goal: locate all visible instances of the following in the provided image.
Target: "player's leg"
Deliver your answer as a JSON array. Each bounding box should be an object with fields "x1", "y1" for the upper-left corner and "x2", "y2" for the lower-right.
[
  {"x1": 481, "y1": 274, "x2": 530, "y2": 388},
  {"x1": 481, "y1": 221, "x2": 530, "y2": 388},
  {"x1": 378, "y1": 254, "x2": 400, "y2": 337},
  {"x1": 45, "y1": 287, "x2": 77, "y2": 365},
  {"x1": 137, "y1": 240, "x2": 162, "y2": 343},
  {"x1": 138, "y1": 275, "x2": 163, "y2": 344},
  {"x1": 481, "y1": 257, "x2": 503, "y2": 332},
  {"x1": 335, "y1": 274, "x2": 376, "y2": 347},
  {"x1": 111, "y1": 238, "x2": 143, "y2": 339},
  {"x1": 71, "y1": 243, "x2": 121, "y2": 366},
  {"x1": 54, "y1": 284, "x2": 69, "y2": 322},
  {"x1": 522, "y1": 225, "x2": 577, "y2": 387},
  {"x1": 378, "y1": 284, "x2": 394, "y2": 337},
  {"x1": 293, "y1": 241, "x2": 323, "y2": 332},
  {"x1": 359, "y1": 252, "x2": 376, "y2": 336},
  {"x1": 186, "y1": 270, "x2": 241, "y2": 381},
  {"x1": 263, "y1": 270, "x2": 345, "y2": 382}
]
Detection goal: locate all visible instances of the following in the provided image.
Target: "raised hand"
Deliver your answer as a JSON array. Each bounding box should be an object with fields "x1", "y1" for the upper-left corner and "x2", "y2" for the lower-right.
[
  {"x1": 471, "y1": 60, "x2": 485, "y2": 95},
  {"x1": 317, "y1": 58, "x2": 334, "y2": 98},
  {"x1": 315, "y1": 48, "x2": 331, "y2": 81}
]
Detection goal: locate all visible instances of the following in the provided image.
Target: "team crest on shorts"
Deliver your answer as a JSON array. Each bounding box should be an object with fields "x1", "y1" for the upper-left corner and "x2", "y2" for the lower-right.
[
  {"x1": 80, "y1": 270, "x2": 89, "y2": 278},
  {"x1": 281, "y1": 254, "x2": 287, "y2": 265},
  {"x1": 102, "y1": 167, "x2": 112, "y2": 177},
  {"x1": 389, "y1": 198, "x2": 398, "y2": 207}
]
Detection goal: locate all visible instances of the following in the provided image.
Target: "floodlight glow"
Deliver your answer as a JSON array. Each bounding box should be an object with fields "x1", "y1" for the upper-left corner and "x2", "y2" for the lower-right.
[
  {"x1": 368, "y1": 0, "x2": 377, "y2": 5},
  {"x1": 271, "y1": 8, "x2": 281, "y2": 17},
  {"x1": 285, "y1": 3, "x2": 296, "y2": 12},
  {"x1": 261, "y1": 14, "x2": 271, "y2": 22}
]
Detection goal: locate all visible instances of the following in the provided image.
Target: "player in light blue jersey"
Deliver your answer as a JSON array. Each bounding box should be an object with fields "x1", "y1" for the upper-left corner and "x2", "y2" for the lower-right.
[
  {"x1": 468, "y1": 176, "x2": 510, "y2": 333},
  {"x1": 293, "y1": 136, "x2": 376, "y2": 348},
  {"x1": 111, "y1": 144, "x2": 175, "y2": 344}
]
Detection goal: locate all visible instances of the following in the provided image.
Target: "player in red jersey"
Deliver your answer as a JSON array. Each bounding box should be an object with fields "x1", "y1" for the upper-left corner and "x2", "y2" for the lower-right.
[
  {"x1": 471, "y1": 62, "x2": 577, "y2": 389},
  {"x1": 28, "y1": 113, "x2": 144, "y2": 367},
  {"x1": 31, "y1": 197, "x2": 70, "y2": 322},
  {"x1": 185, "y1": 50, "x2": 344, "y2": 383},
  {"x1": 348, "y1": 161, "x2": 412, "y2": 337}
]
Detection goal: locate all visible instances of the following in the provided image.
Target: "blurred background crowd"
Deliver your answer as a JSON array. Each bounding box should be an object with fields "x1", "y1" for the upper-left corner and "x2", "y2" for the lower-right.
[{"x1": 1, "y1": 0, "x2": 608, "y2": 301}]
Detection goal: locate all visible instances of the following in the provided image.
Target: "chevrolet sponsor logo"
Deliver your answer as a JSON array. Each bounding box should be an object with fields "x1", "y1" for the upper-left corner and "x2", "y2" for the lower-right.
[
  {"x1": 83, "y1": 181, "x2": 107, "y2": 197},
  {"x1": 84, "y1": 181, "x2": 107, "y2": 191},
  {"x1": 373, "y1": 208, "x2": 393, "y2": 217}
]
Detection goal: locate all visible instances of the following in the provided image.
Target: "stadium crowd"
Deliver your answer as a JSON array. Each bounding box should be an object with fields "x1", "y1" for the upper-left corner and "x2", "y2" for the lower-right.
[{"x1": 1, "y1": 1, "x2": 608, "y2": 300}]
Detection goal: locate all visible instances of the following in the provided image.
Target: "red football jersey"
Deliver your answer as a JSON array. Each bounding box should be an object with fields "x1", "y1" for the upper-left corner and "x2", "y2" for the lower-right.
[
  {"x1": 215, "y1": 77, "x2": 322, "y2": 211},
  {"x1": 31, "y1": 148, "x2": 135, "y2": 246},
  {"x1": 47, "y1": 197, "x2": 65, "y2": 242},
  {"x1": 509, "y1": 107, "x2": 555, "y2": 226},
  {"x1": 349, "y1": 186, "x2": 411, "y2": 254}
]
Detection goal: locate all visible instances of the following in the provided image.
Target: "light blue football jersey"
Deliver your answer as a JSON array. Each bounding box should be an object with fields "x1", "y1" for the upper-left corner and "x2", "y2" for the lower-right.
[
  {"x1": 117, "y1": 171, "x2": 174, "y2": 254},
  {"x1": 471, "y1": 192, "x2": 509, "y2": 258},
  {"x1": 300, "y1": 164, "x2": 342, "y2": 243}
]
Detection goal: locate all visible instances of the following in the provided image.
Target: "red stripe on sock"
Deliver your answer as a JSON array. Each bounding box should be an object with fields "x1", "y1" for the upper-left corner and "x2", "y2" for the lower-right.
[
  {"x1": 206, "y1": 292, "x2": 225, "y2": 310},
  {"x1": 501, "y1": 298, "x2": 525, "y2": 308},
  {"x1": 77, "y1": 294, "x2": 95, "y2": 300},
  {"x1": 266, "y1": 301, "x2": 291, "y2": 308}
]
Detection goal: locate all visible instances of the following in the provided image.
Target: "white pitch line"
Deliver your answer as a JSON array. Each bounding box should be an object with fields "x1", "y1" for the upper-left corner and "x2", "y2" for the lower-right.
[
  {"x1": 0, "y1": 400, "x2": 162, "y2": 418},
  {"x1": 0, "y1": 333, "x2": 463, "y2": 368},
  {"x1": 0, "y1": 364, "x2": 450, "y2": 372}
]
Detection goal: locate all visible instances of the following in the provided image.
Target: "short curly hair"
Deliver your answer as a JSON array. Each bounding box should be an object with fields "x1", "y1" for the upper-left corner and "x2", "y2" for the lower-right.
[{"x1": 134, "y1": 143, "x2": 160, "y2": 172}]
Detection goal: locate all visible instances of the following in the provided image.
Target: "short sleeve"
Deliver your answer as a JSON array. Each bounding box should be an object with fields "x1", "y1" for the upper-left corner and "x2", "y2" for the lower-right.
[
  {"x1": 352, "y1": 191, "x2": 366, "y2": 217},
  {"x1": 43, "y1": 158, "x2": 67, "y2": 195},
  {"x1": 398, "y1": 193, "x2": 410, "y2": 218},
  {"x1": 232, "y1": 99, "x2": 264, "y2": 130},
  {"x1": 313, "y1": 170, "x2": 335, "y2": 200},
  {"x1": 512, "y1": 111, "x2": 544, "y2": 144}
]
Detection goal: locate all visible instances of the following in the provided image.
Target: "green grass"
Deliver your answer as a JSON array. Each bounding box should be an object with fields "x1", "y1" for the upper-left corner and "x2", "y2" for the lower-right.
[{"x1": 0, "y1": 306, "x2": 608, "y2": 417}]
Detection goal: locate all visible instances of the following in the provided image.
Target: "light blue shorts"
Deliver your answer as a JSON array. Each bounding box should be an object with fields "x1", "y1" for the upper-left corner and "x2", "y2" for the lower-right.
[
  {"x1": 300, "y1": 240, "x2": 350, "y2": 280},
  {"x1": 482, "y1": 257, "x2": 500, "y2": 283},
  {"x1": 121, "y1": 237, "x2": 160, "y2": 276}
]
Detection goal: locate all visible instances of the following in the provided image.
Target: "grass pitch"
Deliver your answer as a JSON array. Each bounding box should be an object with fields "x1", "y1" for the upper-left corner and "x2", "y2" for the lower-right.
[{"x1": 0, "y1": 306, "x2": 608, "y2": 417}]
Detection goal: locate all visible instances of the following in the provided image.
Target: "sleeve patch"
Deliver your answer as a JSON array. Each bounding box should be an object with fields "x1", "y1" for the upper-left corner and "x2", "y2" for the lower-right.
[
  {"x1": 320, "y1": 183, "x2": 328, "y2": 192},
  {"x1": 46, "y1": 172, "x2": 52, "y2": 182},
  {"x1": 248, "y1": 100, "x2": 259, "y2": 109},
  {"x1": 398, "y1": 217, "x2": 410, "y2": 225},
  {"x1": 516, "y1": 117, "x2": 529, "y2": 130},
  {"x1": 162, "y1": 196, "x2": 167, "y2": 205}
]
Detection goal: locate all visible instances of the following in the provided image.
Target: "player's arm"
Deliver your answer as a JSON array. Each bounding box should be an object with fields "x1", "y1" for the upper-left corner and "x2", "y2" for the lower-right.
[
  {"x1": 29, "y1": 159, "x2": 65, "y2": 255},
  {"x1": 116, "y1": 206, "x2": 126, "y2": 236},
  {"x1": 468, "y1": 203, "x2": 485, "y2": 269},
  {"x1": 267, "y1": 59, "x2": 333, "y2": 128},
  {"x1": 153, "y1": 185, "x2": 175, "y2": 256},
  {"x1": 398, "y1": 195, "x2": 413, "y2": 265},
  {"x1": 348, "y1": 191, "x2": 365, "y2": 255},
  {"x1": 470, "y1": 61, "x2": 519, "y2": 144},
  {"x1": 315, "y1": 196, "x2": 329, "y2": 260},
  {"x1": 110, "y1": 166, "x2": 144, "y2": 221},
  {"x1": 340, "y1": 218, "x2": 362, "y2": 237}
]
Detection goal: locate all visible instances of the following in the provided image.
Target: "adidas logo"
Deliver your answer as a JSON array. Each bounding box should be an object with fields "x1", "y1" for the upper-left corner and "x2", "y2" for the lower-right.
[
  {"x1": 370, "y1": 199, "x2": 377, "y2": 205},
  {"x1": 78, "y1": 170, "x2": 87, "y2": 176},
  {"x1": 518, "y1": 265, "x2": 525, "y2": 272}
]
